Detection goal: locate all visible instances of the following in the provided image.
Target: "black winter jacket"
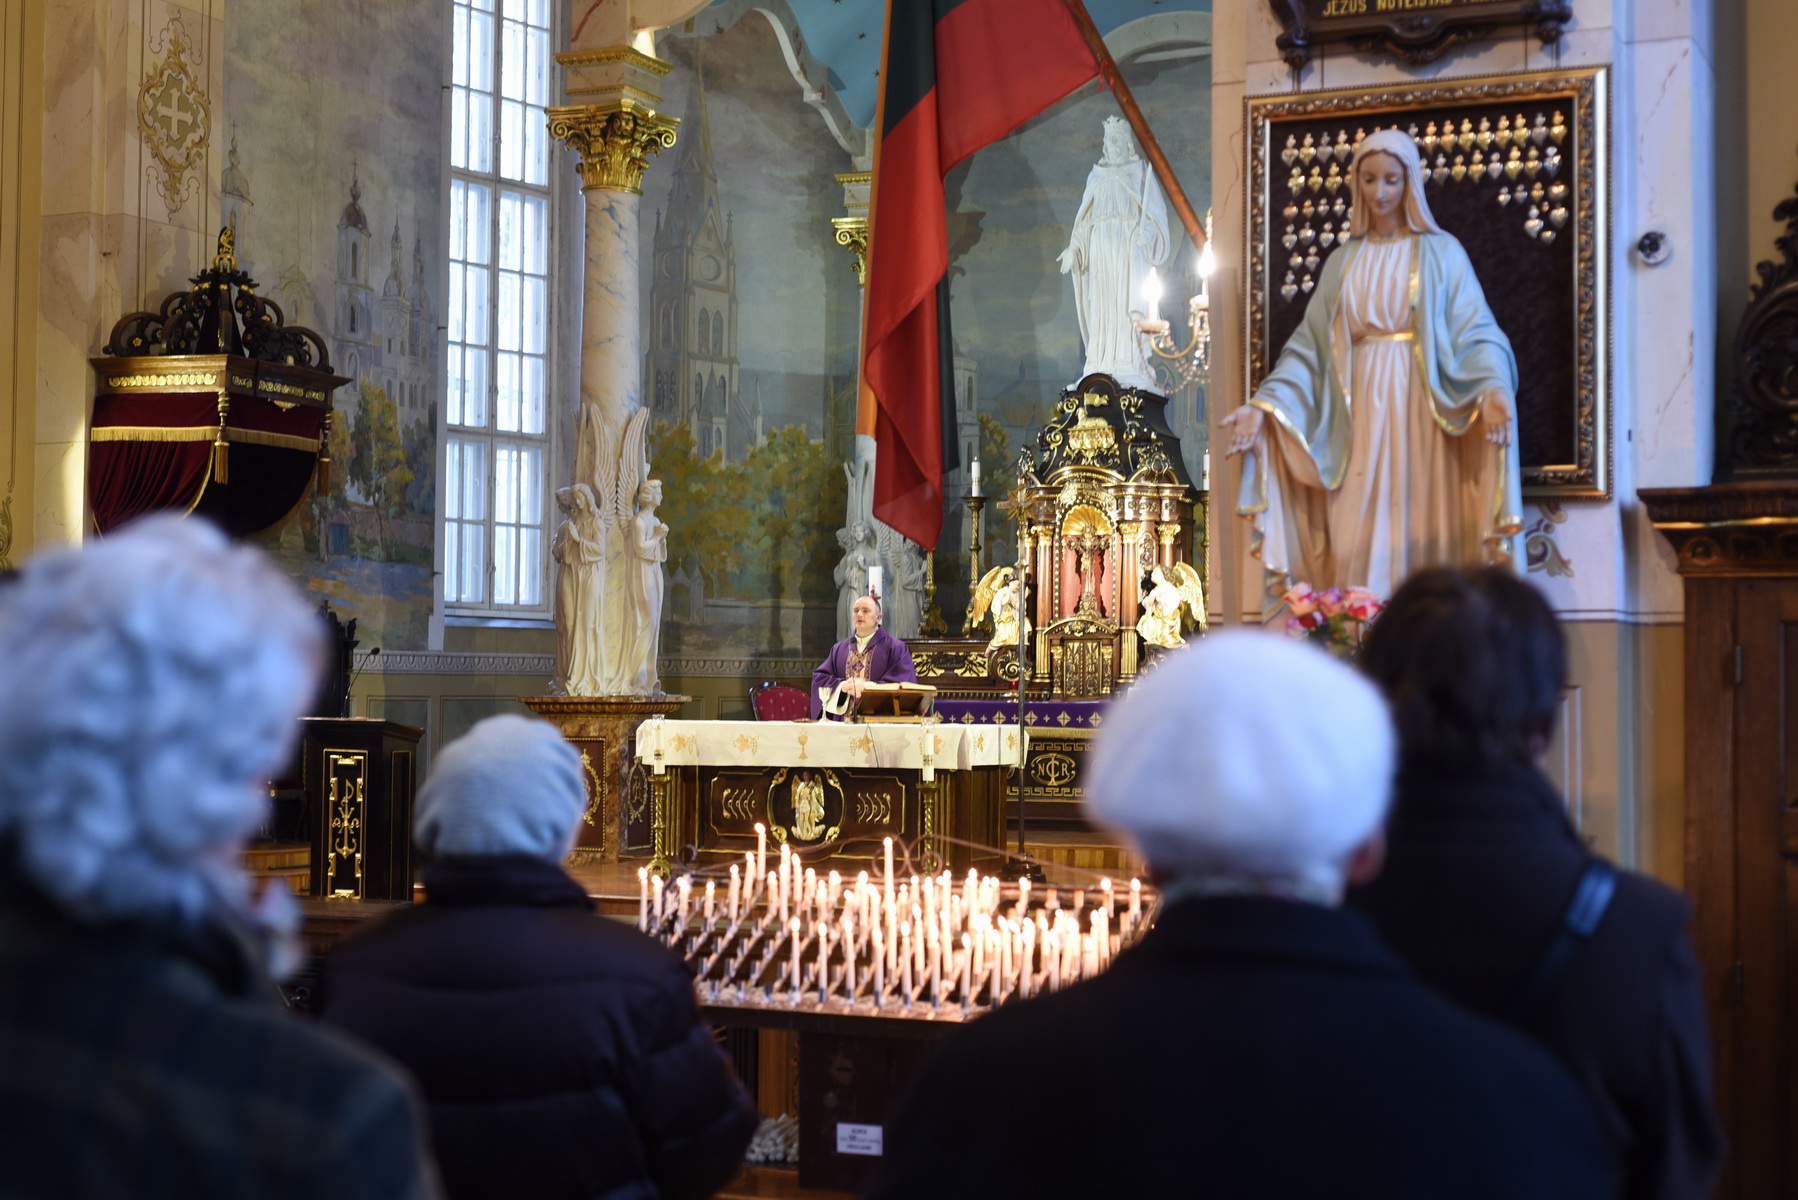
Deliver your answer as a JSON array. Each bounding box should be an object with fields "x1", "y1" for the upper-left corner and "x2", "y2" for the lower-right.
[
  {"x1": 1350, "y1": 757, "x2": 1724, "y2": 1200},
  {"x1": 320, "y1": 855, "x2": 757, "y2": 1200},
  {"x1": 867, "y1": 896, "x2": 1618, "y2": 1200}
]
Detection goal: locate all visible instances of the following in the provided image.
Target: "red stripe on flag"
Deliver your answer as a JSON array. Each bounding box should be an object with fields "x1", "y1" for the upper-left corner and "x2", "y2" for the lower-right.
[
  {"x1": 862, "y1": 0, "x2": 1099, "y2": 549},
  {"x1": 937, "y1": 0, "x2": 1098, "y2": 171}
]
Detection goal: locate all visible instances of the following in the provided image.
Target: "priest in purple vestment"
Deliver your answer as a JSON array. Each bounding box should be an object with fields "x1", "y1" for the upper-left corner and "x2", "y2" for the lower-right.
[{"x1": 810, "y1": 594, "x2": 917, "y2": 719}]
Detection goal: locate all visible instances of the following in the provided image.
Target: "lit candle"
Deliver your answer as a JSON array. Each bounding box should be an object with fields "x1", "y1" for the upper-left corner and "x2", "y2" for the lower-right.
[
  {"x1": 930, "y1": 929, "x2": 943, "y2": 1009},
  {"x1": 1021, "y1": 919, "x2": 1036, "y2": 999},
  {"x1": 1101, "y1": 878, "x2": 1114, "y2": 918},
  {"x1": 637, "y1": 867, "x2": 649, "y2": 932},
  {"x1": 1000, "y1": 921, "x2": 1013, "y2": 997},
  {"x1": 677, "y1": 876, "x2": 692, "y2": 926},
  {"x1": 766, "y1": 872, "x2": 779, "y2": 923},
  {"x1": 704, "y1": 879, "x2": 716, "y2": 924},
  {"x1": 868, "y1": 565, "x2": 883, "y2": 600},
  {"x1": 970, "y1": 457, "x2": 983, "y2": 498},
  {"x1": 755, "y1": 823, "x2": 767, "y2": 883},
  {"x1": 650, "y1": 874, "x2": 664, "y2": 930},
  {"x1": 728, "y1": 864, "x2": 741, "y2": 924},
  {"x1": 1017, "y1": 877, "x2": 1031, "y2": 919},
  {"x1": 843, "y1": 916, "x2": 856, "y2": 1002},
  {"x1": 1129, "y1": 877, "x2": 1142, "y2": 925},
  {"x1": 1142, "y1": 266, "x2": 1164, "y2": 322},
  {"x1": 959, "y1": 934, "x2": 972, "y2": 1012},
  {"x1": 883, "y1": 837, "x2": 894, "y2": 906}
]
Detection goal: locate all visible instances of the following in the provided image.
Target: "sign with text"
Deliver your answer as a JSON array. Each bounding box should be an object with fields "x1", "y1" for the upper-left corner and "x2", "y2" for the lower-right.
[
  {"x1": 836, "y1": 1123, "x2": 884, "y2": 1157},
  {"x1": 1267, "y1": 0, "x2": 1572, "y2": 68}
]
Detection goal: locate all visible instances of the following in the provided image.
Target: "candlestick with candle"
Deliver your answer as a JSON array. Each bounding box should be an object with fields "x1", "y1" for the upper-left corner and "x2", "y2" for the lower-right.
[
  {"x1": 755, "y1": 823, "x2": 767, "y2": 883},
  {"x1": 970, "y1": 457, "x2": 983, "y2": 498},
  {"x1": 637, "y1": 868, "x2": 649, "y2": 932}
]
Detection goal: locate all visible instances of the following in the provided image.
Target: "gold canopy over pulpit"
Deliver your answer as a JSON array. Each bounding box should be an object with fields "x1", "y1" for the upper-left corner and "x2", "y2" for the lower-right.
[{"x1": 1005, "y1": 371, "x2": 1206, "y2": 695}]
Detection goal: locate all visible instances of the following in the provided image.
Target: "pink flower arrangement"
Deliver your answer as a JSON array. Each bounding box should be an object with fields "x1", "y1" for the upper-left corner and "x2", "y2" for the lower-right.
[{"x1": 1282, "y1": 583, "x2": 1384, "y2": 657}]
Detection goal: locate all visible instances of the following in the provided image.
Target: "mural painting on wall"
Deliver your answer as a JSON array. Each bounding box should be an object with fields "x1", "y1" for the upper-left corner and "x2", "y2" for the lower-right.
[
  {"x1": 640, "y1": 22, "x2": 858, "y2": 662},
  {"x1": 224, "y1": 0, "x2": 442, "y2": 649},
  {"x1": 643, "y1": 16, "x2": 1212, "y2": 662}
]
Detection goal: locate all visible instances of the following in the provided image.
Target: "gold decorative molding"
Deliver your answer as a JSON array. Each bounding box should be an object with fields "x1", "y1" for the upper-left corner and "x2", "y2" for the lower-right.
[
  {"x1": 555, "y1": 45, "x2": 674, "y2": 76},
  {"x1": 548, "y1": 101, "x2": 679, "y2": 195},
  {"x1": 137, "y1": 13, "x2": 211, "y2": 213},
  {"x1": 1641, "y1": 483, "x2": 1798, "y2": 577},
  {"x1": 831, "y1": 216, "x2": 868, "y2": 286},
  {"x1": 0, "y1": 486, "x2": 12, "y2": 571}
]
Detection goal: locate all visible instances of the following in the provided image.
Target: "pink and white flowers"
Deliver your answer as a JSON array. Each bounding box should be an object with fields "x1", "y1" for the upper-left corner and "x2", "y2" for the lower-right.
[{"x1": 1281, "y1": 583, "x2": 1384, "y2": 656}]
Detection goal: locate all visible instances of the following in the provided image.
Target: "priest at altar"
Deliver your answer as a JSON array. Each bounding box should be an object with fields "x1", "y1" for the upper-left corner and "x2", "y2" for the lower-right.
[{"x1": 810, "y1": 594, "x2": 917, "y2": 719}]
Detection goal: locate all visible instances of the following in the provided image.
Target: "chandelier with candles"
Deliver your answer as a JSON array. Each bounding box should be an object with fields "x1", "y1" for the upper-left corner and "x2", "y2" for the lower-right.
[{"x1": 1133, "y1": 213, "x2": 1216, "y2": 393}]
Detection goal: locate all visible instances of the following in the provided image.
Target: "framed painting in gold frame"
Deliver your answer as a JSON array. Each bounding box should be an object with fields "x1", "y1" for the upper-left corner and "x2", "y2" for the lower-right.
[{"x1": 1246, "y1": 68, "x2": 1609, "y2": 497}]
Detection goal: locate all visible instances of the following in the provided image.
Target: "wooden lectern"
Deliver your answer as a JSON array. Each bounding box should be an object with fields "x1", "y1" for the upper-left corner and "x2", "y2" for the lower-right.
[{"x1": 296, "y1": 717, "x2": 422, "y2": 901}]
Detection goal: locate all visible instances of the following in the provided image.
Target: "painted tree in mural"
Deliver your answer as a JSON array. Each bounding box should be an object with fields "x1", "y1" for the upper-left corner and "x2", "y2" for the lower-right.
[
  {"x1": 651, "y1": 420, "x2": 750, "y2": 598},
  {"x1": 348, "y1": 383, "x2": 413, "y2": 557},
  {"x1": 741, "y1": 426, "x2": 844, "y2": 605},
  {"x1": 979, "y1": 414, "x2": 1010, "y2": 477}
]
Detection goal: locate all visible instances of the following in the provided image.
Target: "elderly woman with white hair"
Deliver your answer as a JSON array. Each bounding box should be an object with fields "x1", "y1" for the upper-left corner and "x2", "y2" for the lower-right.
[
  {"x1": 867, "y1": 632, "x2": 1618, "y2": 1200},
  {"x1": 0, "y1": 516, "x2": 436, "y2": 1198},
  {"x1": 319, "y1": 715, "x2": 758, "y2": 1200},
  {"x1": 1226, "y1": 127, "x2": 1523, "y2": 596}
]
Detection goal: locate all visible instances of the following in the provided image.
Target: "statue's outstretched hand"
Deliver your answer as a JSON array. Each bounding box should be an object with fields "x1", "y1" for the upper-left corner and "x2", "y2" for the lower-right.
[
  {"x1": 1480, "y1": 391, "x2": 1513, "y2": 446},
  {"x1": 1057, "y1": 246, "x2": 1080, "y2": 275},
  {"x1": 1223, "y1": 405, "x2": 1265, "y2": 456}
]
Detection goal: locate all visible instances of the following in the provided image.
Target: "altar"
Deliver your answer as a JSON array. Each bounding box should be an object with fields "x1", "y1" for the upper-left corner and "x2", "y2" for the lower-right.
[{"x1": 633, "y1": 721, "x2": 1021, "y2": 876}]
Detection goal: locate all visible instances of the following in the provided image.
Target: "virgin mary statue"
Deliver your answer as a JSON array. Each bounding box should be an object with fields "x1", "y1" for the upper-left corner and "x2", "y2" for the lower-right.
[{"x1": 1225, "y1": 127, "x2": 1523, "y2": 599}]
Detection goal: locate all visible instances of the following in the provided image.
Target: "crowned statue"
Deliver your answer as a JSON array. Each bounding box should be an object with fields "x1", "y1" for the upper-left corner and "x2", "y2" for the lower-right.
[
  {"x1": 1225, "y1": 127, "x2": 1522, "y2": 599},
  {"x1": 1059, "y1": 116, "x2": 1171, "y2": 392}
]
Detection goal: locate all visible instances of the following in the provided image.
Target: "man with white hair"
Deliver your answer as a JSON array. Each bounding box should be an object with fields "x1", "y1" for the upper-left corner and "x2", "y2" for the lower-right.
[
  {"x1": 867, "y1": 631, "x2": 1619, "y2": 1200},
  {"x1": 320, "y1": 715, "x2": 758, "y2": 1200},
  {"x1": 0, "y1": 516, "x2": 436, "y2": 1198}
]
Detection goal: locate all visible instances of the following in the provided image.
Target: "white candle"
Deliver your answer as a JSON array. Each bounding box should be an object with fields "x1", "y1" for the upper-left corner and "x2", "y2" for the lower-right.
[
  {"x1": 677, "y1": 876, "x2": 691, "y2": 927},
  {"x1": 755, "y1": 823, "x2": 767, "y2": 883},
  {"x1": 766, "y1": 872, "x2": 779, "y2": 923},
  {"x1": 1142, "y1": 266, "x2": 1164, "y2": 322},
  {"x1": 704, "y1": 879, "x2": 716, "y2": 924},
  {"x1": 868, "y1": 565, "x2": 883, "y2": 600},
  {"x1": 873, "y1": 926, "x2": 885, "y2": 1003},
  {"x1": 1202, "y1": 449, "x2": 1211, "y2": 492},
  {"x1": 637, "y1": 867, "x2": 649, "y2": 932},
  {"x1": 650, "y1": 874, "x2": 663, "y2": 930},
  {"x1": 970, "y1": 457, "x2": 983, "y2": 498},
  {"x1": 789, "y1": 916, "x2": 802, "y2": 1005},
  {"x1": 1021, "y1": 920, "x2": 1036, "y2": 999},
  {"x1": 1017, "y1": 877, "x2": 1030, "y2": 920},
  {"x1": 931, "y1": 930, "x2": 943, "y2": 1008},
  {"x1": 843, "y1": 916, "x2": 856, "y2": 1001},
  {"x1": 989, "y1": 929, "x2": 1001, "y2": 1004},
  {"x1": 728, "y1": 864, "x2": 740, "y2": 923},
  {"x1": 900, "y1": 922, "x2": 913, "y2": 1008},
  {"x1": 1101, "y1": 878, "x2": 1114, "y2": 918},
  {"x1": 883, "y1": 837, "x2": 895, "y2": 905},
  {"x1": 959, "y1": 934, "x2": 972, "y2": 1010}
]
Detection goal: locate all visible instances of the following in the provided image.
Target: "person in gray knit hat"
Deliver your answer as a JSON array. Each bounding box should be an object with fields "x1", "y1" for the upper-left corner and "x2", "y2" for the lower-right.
[
  {"x1": 322, "y1": 715, "x2": 758, "y2": 1200},
  {"x1": 413, "y1": 715, "x2": 587, "y2": 862}
]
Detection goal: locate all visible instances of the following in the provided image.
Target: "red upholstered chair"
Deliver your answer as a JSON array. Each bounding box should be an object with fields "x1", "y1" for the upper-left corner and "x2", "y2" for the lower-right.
[{"x1": 750, "y1": 682, "x2": 810, "y2": 722}]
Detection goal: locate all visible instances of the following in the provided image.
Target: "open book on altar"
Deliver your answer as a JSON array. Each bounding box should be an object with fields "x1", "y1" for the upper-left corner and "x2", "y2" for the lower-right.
[{"x1": 852, "y1": 681, "x2": 938, "y2": 722}]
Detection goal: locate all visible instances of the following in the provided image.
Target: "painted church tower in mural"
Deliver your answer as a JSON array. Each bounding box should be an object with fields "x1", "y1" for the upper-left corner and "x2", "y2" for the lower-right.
[
  {"x1": 646, "y1": 62, "x2": 758, "y2": 461},
  {"x1": 334, "y1": 171, "x2": 376, "y2": 381}
]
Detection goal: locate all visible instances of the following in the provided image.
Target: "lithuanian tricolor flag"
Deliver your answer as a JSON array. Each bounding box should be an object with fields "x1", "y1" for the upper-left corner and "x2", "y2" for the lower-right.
[{"x1": 862, "y1": 0, "x2": 1100, "y2": 550}]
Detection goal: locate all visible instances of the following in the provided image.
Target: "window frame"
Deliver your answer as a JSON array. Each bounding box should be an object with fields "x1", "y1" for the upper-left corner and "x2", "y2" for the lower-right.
[{"x1": 437, "y1": 0, "x2": 561, "y2": 623}]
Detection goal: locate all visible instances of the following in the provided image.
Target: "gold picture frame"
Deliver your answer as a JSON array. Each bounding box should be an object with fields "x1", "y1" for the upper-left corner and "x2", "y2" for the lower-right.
[{"x1": 1246, "y1": 68, "x2": 1609, "y2": 497}]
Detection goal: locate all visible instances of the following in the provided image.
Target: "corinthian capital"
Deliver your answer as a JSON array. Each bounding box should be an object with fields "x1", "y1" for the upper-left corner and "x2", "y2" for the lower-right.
[{"x1": 548, "y1": 100, "x2": 680, "y2": 195}]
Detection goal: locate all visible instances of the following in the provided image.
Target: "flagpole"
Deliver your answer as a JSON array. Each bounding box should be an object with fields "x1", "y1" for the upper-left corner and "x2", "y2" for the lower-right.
[{"x1": 1062, "y1": 0, "x2": 1209, "y2": 254}]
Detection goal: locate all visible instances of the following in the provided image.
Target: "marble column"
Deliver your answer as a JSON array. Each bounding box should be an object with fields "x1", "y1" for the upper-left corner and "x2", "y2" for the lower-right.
[
  {"x1": 547, "y1": 49, "x2": 677, "y2": 698},
  {"x1": 548, "y1": 70, "x2": 679, "y2": 478}
]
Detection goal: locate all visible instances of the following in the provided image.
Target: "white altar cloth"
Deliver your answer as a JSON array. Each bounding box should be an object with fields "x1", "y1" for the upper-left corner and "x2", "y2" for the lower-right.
[{"x1": 635, "y1": 720, "x2": 1022, "y2": 771}]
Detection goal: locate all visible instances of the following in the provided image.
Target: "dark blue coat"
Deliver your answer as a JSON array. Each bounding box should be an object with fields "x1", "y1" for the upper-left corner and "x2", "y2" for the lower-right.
[{"x1": 320, "y1": 855, "x2": 757, "y2": 1200}]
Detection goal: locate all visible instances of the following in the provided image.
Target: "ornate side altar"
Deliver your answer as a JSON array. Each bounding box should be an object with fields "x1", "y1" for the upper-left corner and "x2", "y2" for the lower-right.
[
  {"x1": 634, "y1": 720, "x2": 1021, "y2": 876},
  {"x1": 908, "y1": 371, "x2": 1208, "y2": 824},
  {"x1": 521, "y1": 695, "x2": 690, "y2": 866}
]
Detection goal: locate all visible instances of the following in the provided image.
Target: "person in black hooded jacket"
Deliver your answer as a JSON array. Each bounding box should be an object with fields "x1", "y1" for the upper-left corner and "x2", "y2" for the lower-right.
[
  {"x1": 320, "y1": 715, "x2": 758, "y2": 1200},
  {"x1": 1349, "y1": 566, "x2": 1724, "y2": 1200}
]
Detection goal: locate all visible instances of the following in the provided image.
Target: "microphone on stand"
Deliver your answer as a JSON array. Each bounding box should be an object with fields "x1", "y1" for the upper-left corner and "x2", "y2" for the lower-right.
[{"x1": 345, "y1": 646, "x2": 381, "y2": 714}]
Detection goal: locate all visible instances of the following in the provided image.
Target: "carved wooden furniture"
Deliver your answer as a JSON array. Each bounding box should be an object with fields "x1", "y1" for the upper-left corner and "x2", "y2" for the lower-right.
[
  {"x1": 1266, "y1": 0, "x2": 1572, "y2": 70},
  {"x1": 520, "y1": 695, "x2": 690, "y2": 868},
  {"x1": 1637, "y1": 181, "x2": 1798, "y2": 1200},
  {"x1": 293, "y1": 717, "x2": 421, "y2": 902},
  {"x1": 88, "y1": 229, "x2": 346, "y2": 536}
]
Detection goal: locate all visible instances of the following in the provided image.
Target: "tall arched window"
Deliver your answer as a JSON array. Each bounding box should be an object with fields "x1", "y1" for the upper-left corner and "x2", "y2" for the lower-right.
[{"x1": 711, "y1": 310, "x2": 723, "y2": 357}]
